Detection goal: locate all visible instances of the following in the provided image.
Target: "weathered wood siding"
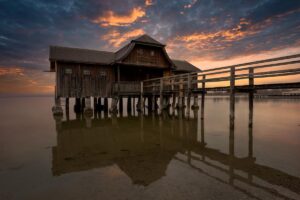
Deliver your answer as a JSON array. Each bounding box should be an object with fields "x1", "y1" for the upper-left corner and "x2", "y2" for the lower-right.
[
  {"x1": 123, "y1": 45, "x2": 170, "y2": 68},
  {"x1": 56, "y1": 62, "x2": 114, "y2": 97}
]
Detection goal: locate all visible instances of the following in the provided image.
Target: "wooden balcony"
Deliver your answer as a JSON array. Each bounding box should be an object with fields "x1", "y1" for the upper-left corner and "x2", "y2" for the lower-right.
[{"x1": 113, "y1": 82, "x2": 141, "y2": 96}]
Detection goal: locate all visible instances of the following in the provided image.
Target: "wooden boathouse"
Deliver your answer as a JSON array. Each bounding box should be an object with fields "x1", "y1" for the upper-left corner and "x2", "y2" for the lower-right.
[{"x1": 50, "y1": 34, "x2": 200, "y2": 115}]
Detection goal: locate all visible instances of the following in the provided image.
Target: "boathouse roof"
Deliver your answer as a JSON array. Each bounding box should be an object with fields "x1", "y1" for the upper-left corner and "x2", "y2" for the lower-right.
[{"x1": 49, "y1": 34, "x2": 200, "y2": 72}]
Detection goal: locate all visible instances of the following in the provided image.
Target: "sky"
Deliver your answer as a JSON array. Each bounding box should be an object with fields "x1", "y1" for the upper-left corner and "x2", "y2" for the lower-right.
[{"x1": 0, "y1": 0, "x2": 300, "y2": 95}]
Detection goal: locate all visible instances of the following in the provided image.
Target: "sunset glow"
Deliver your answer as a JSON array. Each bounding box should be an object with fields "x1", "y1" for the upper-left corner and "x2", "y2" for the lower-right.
[{"x1": 0, "y1": 0, "x2": 299, "y2": 95}]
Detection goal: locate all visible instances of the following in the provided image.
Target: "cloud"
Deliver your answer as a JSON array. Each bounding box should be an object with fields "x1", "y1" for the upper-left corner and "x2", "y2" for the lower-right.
[
  {"x1": 145, "y1": 0, "x2": 154, "y2": 6},
  {"x1": 92, "y1": 7, "x2": 146, "y2": 27},
  {"x1": 102, "y1": 29, "x2": 145, "y2": 47},
  {"x1": 168, "y1": 18, "x2": 255, "y2": 52},
  {"x1": 0, "y1": 67, "x2": 25, "y2": 76},
  {"x1": 184, "y1": 0, "x2": 197, "y2": 9}
]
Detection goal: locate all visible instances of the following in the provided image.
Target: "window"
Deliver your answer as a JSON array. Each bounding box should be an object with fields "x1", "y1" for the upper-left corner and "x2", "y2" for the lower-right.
[
  {"x1": 83, "y1": 70, "x2": 90, "y2": 75},
  {"x1": 150, "y1": 50, "x2": 155, "y2": 56},
  {"x1": 65, "y1": 68, "x2": 72, "y2": 74},
  {"x1": 100, "y1": 71, "x2": 107, "y2": 76}
]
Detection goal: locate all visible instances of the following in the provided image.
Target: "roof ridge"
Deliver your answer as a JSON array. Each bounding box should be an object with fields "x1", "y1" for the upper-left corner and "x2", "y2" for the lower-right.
[{"x1": 50, "y1": 45, "x2": 114, "y2": 54}]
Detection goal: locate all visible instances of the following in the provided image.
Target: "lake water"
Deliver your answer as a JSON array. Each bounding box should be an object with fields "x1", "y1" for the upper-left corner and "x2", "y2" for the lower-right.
[{"x1": 0, "y1": 96, "x2": 300, "y2": 200}]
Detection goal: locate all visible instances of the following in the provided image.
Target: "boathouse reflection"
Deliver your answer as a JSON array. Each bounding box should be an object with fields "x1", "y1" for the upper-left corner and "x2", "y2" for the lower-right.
[{"x1": 52, "y1": 99, "x2": 300, "y2": 199}]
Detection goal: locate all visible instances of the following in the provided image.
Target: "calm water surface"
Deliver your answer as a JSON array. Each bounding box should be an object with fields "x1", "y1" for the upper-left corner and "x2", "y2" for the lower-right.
[{"x1": 0, "y1": 96, "x2": 300, "y2": 200}]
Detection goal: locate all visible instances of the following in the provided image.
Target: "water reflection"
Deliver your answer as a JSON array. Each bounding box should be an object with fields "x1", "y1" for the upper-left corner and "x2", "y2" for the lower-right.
[{"x1": 52, "y1": 100, "x2": 300, "y2": 199}]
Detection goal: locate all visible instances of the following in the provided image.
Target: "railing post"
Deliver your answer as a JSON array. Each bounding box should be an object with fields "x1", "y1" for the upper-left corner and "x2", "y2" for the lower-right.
[
  {"x1": 249, "y1": 68, "x2": 254, "y2": 89},
  {"x1": 187, "y1": 74, "x2": 191, "y2": 118},
  {"x1": 230, "y1": 66, "x2": 235, "y2": 125},
  {"x1": 159, "y1": 78, "x2": 163, "y2": 114},
  {"x1": 152, "y1": 82, "x2": 155, "y2": 111},
  {"x1": 178, "y1": 75, "x2": 183, "y2": 109},
  {"x1": 171, "y1": 78, "x2": 176, "y2": 109},
  {"x1": 200, "y1": 75, "x2": 206, "y2": 119},
  {"x1": 202, "y1": 75, "x2": 206, "y2": 94},
  {"x1": 140, "y1": 81, "x2": 144, "y2": 112}
]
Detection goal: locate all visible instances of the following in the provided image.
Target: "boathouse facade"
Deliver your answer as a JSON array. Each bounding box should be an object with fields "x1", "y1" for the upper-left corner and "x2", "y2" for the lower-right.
[{"x1": 50, "y1": 34, "x2": 200, "y2": 114}]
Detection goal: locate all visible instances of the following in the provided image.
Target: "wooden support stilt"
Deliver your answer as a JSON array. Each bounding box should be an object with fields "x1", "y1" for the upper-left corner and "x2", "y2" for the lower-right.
[
  {"x1": 248, "y1": 68, "x2": 254, "y2": 159},
  {"x1": 65, "y1": 97, "x2": 69, "y2": 110},
  {"x1": 171, "y1": 79, "x2": 176, "y2": 110},
  {"x1": 148, "y1": 96, "x2": 152, "y2": 113},
  {"x1": 230, "y1": 67, "x2": 235, "y2": 123},
  {"x1": 52, "y1": 96, "x2": 63, "y2": 116},
  {"x1": 186, "y1": 74, "x2": 191, "y2": 118},
  {"x1": 139, "y1": 81, "x2": 144, "y2": 112},
  {"x1": 66, "y1": 98, "x2": 70, "y2": 121},
  {"x1": 84, "y1": 96, "x2": 93, "y2": 117},
  {"x1": 152, "y1": 83, "x2": 155, "y2": 111},
  {"x1": 248, "y1": 92, "x2": 254, "y2": 158},
  {"x1": 191, "y1": 95, "x2": 199, "y2": 109},
  {"x1": 74, "y1": 97, "x2": 81, "y2": 113},
  {"x1": 152, "y1": 95, "x2": 155, "y2": 111},
  {"x1": 119, "y1": 97, "x2": 123, "y2": 114},
  {"x1": 133, "y1": 97, "x2": 136, "y2": 116},
  {"x1": 110, "y1": 96, "x2": 119, "y2": 114},
  {"x1": 97, "y1": 97, "x2": 102, "y2": 112},
  {"x1": 159, "y1": 79, "x2": 163, "y2": 114},
  {"x1": 163, "y1": 96, "x2": 170, "y2": 110},
  {"x1": 177, "y1": 75, "x2": 184, "y2": 109},
  {"x1": 127, "y1": 96, "x2": 132, "y2": 114},
  {"x1": 93, "y1": 97, "x2": 97, "y2": 110},
  {"x1": 104, "y1": 97, "x2": 108, "y2": 113},
  {"x1": 81, "y1": 98, "x2": 85, "y2": 112}
]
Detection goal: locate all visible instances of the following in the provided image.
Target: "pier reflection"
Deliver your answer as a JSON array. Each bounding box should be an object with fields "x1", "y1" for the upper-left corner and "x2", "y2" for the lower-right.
[{"x1": 52, "y1": 98, "x2": 300, "y2": 199}]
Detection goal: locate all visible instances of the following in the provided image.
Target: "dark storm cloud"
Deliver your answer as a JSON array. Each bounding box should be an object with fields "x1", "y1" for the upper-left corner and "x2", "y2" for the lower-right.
[{"x1": 0, "y1": 0, "x2": 300, "y2": 70}]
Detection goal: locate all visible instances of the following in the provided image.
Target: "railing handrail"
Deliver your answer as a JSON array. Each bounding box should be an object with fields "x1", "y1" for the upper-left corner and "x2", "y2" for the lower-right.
[{"x1": 143, "y1": 53, "x2": 300, "y2": 83}]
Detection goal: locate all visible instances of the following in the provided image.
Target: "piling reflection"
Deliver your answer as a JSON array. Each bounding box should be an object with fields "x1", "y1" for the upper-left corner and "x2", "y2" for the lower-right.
[{"x1": 52, "y1": 99, "x2": 300, "y2": 199}]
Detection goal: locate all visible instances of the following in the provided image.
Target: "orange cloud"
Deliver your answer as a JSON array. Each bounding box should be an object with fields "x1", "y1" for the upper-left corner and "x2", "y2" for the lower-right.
[
  {"x1": 169, "y1": 18, "x2": 254, "y2": 51},
  {"x1": 145, "y1": 0, "x2": 153, "y2": 6},
  {"x1": 102, "y1": 29, "x2": 145, "y2": 47},
  {"x1": 0, "y1": 67, "x2": 25, "y2": 76},
  {"x1": 92, "y1": 7, "x2": 146, "y2": 27}
]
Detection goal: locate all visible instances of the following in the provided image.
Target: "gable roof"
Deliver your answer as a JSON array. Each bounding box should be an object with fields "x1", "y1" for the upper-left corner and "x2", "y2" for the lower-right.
[
  {"x1": 172, "y1": 59, "x2": 201, "y2": 72},
  {"x1": 49, "y1": 46, "x2": 114, "y2": 64},
  {"x1": 49, "y1": 35, "x2": 200, "y2": 72},
  {"x1": 131, "y1": 34, "x2": 165, "y2": 46}
]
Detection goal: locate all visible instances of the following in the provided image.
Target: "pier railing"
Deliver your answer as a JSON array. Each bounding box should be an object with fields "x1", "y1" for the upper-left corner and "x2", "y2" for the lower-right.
[{"x1": 142, "y1": 53, "x2": 300, "y2": 94}]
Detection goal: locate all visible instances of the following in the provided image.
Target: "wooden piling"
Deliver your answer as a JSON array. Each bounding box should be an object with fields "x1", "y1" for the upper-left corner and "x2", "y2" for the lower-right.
[
  {"x1": 65, "y1": 97, "x2": 69, "y2": 110},
  {"x1": 139, "y1": 82, "x2": 144, "y2": 112},
  {"x1": 81, "y1": 98, "x2": 85, "y2": 111},
  {"x1": 230, "y1": 67, "x2": 235, "y2": 123},
  {"x1": 186, "y1": 74, "x2": 191, "y2": 118},
  {"x1": 97, "y1": 97, "x2": 102, "y2": 112},
  {"x1": 52, "y1": 96, "x2": 63, "y2": 116},
  {"x1": 119, "y1": 97, "x2": 123, "y2": 114},
  {"x1": 248, "y1": 93, "x2": 254, "y2": 158},
  {"x1": 66, "y1": 98, "x2": 70, "y2": 121},
  {"x1": 133, "y1": 97, "x2": 136, "y2": 116},
  {"x1": 74, "y1": 97, "x2": 81, "y2": 113},
  {"x1": 93, "y1": 97, "x2": 97, "y2": 110},
  {"x1": 148, "y1": 96, "x2": 152, "y2": 113},
  {"x1": 192, "y1": 95, "x2": 199, "y2": 109},
  {"x1": 159, "y1": 79, "x2": 163, "y2": 113},
  {"x1": 127, "y1": 96, "x2": 132, "y2": 114},
  {"x1": 178, "y1": 75, "x2": 183, "y2": 109},
  {"x1": 152, "y1": 82, "x2": 155, "y2": 111},
  {"x1": 104, "y1": 97, "x2": 108, "y2": 113}
]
